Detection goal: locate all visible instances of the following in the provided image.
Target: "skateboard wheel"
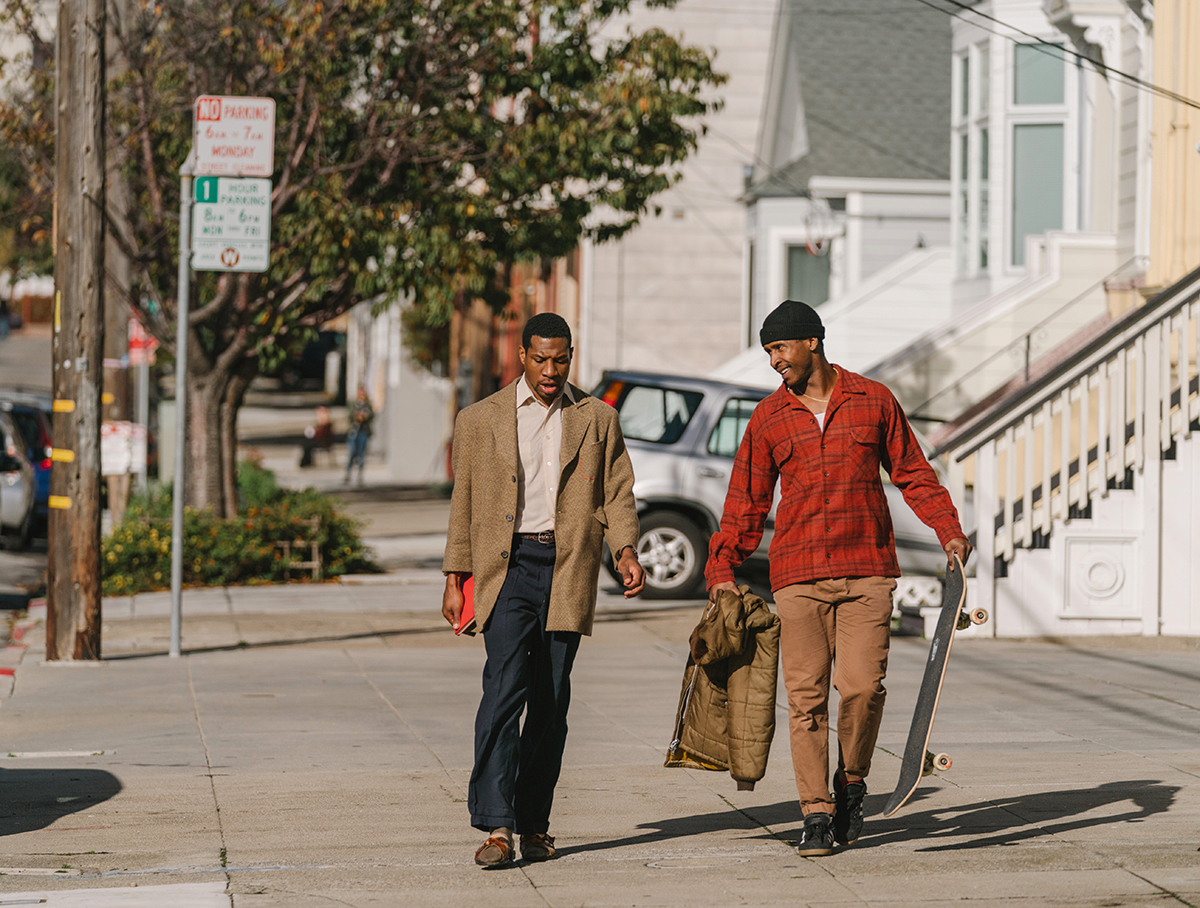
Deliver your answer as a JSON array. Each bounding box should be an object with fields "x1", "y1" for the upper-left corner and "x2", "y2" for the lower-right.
[
  {"x1": 934, "y1": 752, "x2": 952, "y2": 771},
  {"x1": 922, "y1": 751, "x2": 935, "y2": 777},
  {"x1": 970, "y1": 608, "x2": 988, "y2": 626}
]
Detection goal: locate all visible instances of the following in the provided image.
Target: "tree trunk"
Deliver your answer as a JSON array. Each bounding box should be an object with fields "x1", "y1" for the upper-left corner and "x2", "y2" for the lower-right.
[
  {"x1": 184, "y1": 360, "x2": 233, "y2": 516},
  {"x1": 182, "y1": 348, "x2": 258, "y2": 519},
  {"x1": 220, "y1": 365, "x2": 256, "y2": 517}
]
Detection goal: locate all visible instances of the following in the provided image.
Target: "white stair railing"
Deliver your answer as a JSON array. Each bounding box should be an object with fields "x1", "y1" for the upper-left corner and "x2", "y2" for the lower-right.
[{"x1": 937, "y1": 270, "x2": 1200, "y2": 586}]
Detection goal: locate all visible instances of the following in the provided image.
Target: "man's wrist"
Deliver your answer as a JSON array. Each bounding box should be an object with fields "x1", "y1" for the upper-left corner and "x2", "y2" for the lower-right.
[{"x1": 616, "y1": 545, "x2": 637, "y2": 559}]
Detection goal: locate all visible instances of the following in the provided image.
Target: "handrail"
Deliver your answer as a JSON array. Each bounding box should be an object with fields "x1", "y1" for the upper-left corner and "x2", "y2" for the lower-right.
[
  {"x1": 909, "y1": 256, "x2": 1146, "y2": 420},
  {"x1": 937, "y1": 264, "x2": 1200, "y2": 461}
]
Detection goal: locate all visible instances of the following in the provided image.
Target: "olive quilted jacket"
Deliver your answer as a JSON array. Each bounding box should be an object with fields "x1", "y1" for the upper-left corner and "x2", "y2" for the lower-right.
[{"x1": 664, "y1": 586, "x2": 780, "y2": 788}]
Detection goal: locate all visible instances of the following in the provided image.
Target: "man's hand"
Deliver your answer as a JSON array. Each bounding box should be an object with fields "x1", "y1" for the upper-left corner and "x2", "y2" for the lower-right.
[
  {"x1": 708, "y1": 580, "x2": 740, "y2": 603},
  {"x1": 945, "y1": 537, "x2": 973, "y2": 571},
  {"x1": 617, "y1": 548, "x2": 645, "y2": 599},
  {"x1": 442, "y1": 572, "x2": 467, "y2": 629}
]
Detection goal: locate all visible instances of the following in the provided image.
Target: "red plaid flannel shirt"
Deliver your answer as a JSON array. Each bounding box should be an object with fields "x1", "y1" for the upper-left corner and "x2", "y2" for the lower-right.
[{"x1": 705, "y1": 368, "x2": 965, "y2": 591}]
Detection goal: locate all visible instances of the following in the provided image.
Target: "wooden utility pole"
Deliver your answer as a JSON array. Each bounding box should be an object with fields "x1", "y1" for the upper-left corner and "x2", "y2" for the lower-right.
[{"x1": 48, "y1": 0, "x2": 106, "y2": 661}]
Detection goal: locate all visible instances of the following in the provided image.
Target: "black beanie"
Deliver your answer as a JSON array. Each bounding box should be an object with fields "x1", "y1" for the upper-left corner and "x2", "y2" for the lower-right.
[{"x1": 760, "y1": 300, "x2": 825, "y2": 345}]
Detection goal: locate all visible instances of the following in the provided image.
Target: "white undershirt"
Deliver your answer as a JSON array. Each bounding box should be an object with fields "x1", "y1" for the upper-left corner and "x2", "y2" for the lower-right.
[{"x1": 815, "y1": 411, "x2": 826, "y2": 431}]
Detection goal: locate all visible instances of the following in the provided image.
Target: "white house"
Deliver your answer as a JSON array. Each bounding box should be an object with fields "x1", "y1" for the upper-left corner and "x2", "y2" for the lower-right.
[
  {"x1": 712, "y1": 0, "x2": 958, "y2": 388},
  {"x1": 867, "y1": 0, "x2": 1153, "y2": 427},
  {"x1": 898, "y1": 1, "x2": 1200, "y2": 639}
]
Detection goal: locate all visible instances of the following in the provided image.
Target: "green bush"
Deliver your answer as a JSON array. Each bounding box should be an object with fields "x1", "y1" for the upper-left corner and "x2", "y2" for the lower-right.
[{"x1": 102, "y1": 461, "x2": 380, "y2": 595}]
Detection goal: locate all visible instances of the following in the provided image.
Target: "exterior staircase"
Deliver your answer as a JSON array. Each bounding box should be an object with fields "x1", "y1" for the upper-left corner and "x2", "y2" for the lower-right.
[
  {"x1": 929, "y1": 264, "x2": 1200, "y2": 637},
  {"x1": 868, "y1": 233, "x2": 1129, "y2": 422}
]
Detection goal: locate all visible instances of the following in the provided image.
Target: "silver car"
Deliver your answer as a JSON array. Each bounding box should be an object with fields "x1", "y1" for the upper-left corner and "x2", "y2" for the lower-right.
[
  {"x1": 593, "y1": 371, "x2": 960, "y2": 599},
  {"x1": 0, "y1": 408, "x2": 35, "y2": 550}
]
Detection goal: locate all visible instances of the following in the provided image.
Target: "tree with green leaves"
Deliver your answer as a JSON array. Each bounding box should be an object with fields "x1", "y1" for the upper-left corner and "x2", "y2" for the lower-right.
[
  {"x1": 0, "y1": 2, "x2": 54, "y2": 278},
  {"x1": 0, "y1": 0, "x2": 724, "y2": 516}
]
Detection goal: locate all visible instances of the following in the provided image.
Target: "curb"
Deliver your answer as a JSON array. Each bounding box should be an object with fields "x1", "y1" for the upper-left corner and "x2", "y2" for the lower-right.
[{"x1": 1, "y1": 598, "x2": 45, "y2": 701}]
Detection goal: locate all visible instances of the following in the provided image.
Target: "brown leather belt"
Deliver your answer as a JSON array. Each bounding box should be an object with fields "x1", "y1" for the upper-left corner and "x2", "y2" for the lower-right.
[{"x1": 516, "y1": 531, "x2": 555, "y2": 545}]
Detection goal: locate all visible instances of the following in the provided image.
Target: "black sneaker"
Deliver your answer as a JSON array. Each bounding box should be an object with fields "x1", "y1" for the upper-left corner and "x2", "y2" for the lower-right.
[
  {"x1": 796, "y1": 812, "x2": 835, "y2": 856},
  {"x1": 833, "y1": 771, "x2": 867, "y2": 846}
]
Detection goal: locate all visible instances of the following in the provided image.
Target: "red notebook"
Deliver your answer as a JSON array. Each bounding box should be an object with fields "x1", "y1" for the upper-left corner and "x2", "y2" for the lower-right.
[{"x1": 454, "y1": 575, "x2": 477, "y2": 636}]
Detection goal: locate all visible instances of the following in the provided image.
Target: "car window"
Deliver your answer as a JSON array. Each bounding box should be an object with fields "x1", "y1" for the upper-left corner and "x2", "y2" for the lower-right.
[
  {"x1": 617, "y1": 385, "x2": 704, "y2": 445},
  {"x1": 9, "y1": 411, "x2": 41, "y2": 453},
  {"x1": 707, "y1": 398, "x2": 759, "y2": 458}
]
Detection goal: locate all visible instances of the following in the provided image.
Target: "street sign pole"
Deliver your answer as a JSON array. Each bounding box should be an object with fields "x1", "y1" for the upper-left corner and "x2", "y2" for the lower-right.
[
  {"x1": 170, "y1": 148, "x2": 195, "y2": 659},
  {"x1": 171, "y1": 95, "x2": 274, "y2": 657}
]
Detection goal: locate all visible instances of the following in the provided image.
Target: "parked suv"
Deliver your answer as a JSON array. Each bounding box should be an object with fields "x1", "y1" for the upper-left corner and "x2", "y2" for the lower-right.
[
  {"x1": 0, "y1": 389, "x2": 52, "y2": 533},
  {"x1": 593, "y1": 371, "x2": 956, "y2": 599},
  {"x1": 0, "y1": 408, "x2": 35, "y2": 550}
]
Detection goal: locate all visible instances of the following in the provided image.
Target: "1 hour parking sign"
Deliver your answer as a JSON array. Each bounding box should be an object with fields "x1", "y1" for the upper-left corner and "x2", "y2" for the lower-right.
[{"x1": 191, "y1": 176, "x2": 272, "y2": 273}]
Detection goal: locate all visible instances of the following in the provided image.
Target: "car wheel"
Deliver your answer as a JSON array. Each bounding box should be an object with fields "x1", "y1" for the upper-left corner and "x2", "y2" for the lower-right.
[{"x1": 634, "y1": 510, "x2": 707, "y2": 599}]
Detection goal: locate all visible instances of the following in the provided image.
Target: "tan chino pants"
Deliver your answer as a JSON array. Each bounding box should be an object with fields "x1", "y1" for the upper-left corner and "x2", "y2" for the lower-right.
[{"x1": 775, "y1": 576, "x2": 897, "y2": 815}]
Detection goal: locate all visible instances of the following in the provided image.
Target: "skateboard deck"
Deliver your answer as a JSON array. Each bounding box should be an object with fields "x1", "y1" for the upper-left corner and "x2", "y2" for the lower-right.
[{"x1": 882, "y1": 555, "x2": 980, "y2": 817}]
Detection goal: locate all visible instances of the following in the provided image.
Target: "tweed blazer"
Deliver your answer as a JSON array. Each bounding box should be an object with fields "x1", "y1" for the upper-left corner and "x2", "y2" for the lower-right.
[{"x1": 443, "y1": 378, "x2": 640, "y2": 635}]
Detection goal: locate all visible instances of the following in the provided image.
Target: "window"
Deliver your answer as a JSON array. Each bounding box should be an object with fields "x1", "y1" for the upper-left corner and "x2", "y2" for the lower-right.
[
  {"x1": 1012, "y1": 124, "x2": 1064, "y2": 266},
  {"x1": 979, "y1": 127, "x2": 989, "y2": 270},
  {"x1": 953, "y1": 44, "x2": 991, "y2": 278},
  {"x1": 979, "y1": 43, "x2": 989, "y2": 112},
  {"x1": 786, "y1": 245, "x2": 830, "y2": 306},
  {"x1": 960, "y1": 54, "x2": 970, "y2": 117},
  {"x1": 707, "y1": 399, "x2": 759, "y2": 458},
  {"x1": 957, "y1": 133, "x2": 970, "y2": 275},
  {"x1": 616, "y1": 385, "x2": 704, "y2": 445},
  {"x1": 1014, "y1": 44, "x2": 1065, "y2": 105}
]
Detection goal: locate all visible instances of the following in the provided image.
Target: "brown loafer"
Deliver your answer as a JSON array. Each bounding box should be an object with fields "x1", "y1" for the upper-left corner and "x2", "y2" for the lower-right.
[
  {"x1": 474, "y1": 833, "x2": 514, "y2": 867},
  {"x1": 520, "y1": 832, "x2": 556, "y2": 862}
]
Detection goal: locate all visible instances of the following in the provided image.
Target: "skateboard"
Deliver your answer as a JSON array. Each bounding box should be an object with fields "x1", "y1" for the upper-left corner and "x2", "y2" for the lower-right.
[{"x1": 882, "y1": 555, "x2": 987, "y2": 817}]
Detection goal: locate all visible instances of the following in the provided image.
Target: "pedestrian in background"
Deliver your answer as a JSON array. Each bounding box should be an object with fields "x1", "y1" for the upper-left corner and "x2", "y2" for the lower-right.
[
  {"x1": 343, "y1": 388, "x2": 373, "y2": 484},
  {"x1": 299, "y1": 406, "x2": 333, "y2": 468},
  {"x1": 442, "y1": 311, "x2": 645, "y2": 868},
  {"x1": 705, "y1": 300, "x2": 971, "y2": 856}
]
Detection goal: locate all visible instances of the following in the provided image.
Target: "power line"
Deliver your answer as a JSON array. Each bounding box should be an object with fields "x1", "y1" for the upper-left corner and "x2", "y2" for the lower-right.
[{"x1": 911, "y1": 0, "x2": 1200, "y2": 112}]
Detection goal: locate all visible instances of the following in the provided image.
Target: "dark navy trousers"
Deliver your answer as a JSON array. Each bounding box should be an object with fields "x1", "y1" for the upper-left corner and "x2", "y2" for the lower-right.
[{"x1": 468, "y1": 536, "x2": 581, "y2": 833}]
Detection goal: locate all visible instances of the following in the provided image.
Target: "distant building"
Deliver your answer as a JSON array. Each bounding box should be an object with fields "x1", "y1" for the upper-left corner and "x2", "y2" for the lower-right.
[
  {"x1": 576, "y1": 0, "x2": 780, "y2": 386},
  {"x1": 908, "y1": 1, "x2": 1200, "y2": 639},
  {"x1": 718, "y1": 0, "x2": 955, "y2": 387},
  {"x1": 870, "y1": 0, "x2": 1154, "y2": 425}
]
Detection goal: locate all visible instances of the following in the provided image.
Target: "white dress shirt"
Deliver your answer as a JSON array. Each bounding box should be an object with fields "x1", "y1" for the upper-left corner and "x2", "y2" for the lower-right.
[{"x1": 515, "y1": 376, "x2": 576, "y2": 533}]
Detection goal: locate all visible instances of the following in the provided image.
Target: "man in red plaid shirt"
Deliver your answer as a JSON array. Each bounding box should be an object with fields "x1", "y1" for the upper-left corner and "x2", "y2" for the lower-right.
[{"x1": 706, "y1": 300, "x2": 972, "y2": 857}]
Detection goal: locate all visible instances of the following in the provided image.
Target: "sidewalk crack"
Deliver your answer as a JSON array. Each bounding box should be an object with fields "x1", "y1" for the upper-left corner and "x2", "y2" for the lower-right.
[
  {"x1": 186, "y1": 659, "x2": 233, "y2": 898},
  {"x1": 1123, "y1": 869, "x2": 1199, "y2": 908},
  {"x1": 341, "y1": 649, "x2": 464, "y2": 798}
]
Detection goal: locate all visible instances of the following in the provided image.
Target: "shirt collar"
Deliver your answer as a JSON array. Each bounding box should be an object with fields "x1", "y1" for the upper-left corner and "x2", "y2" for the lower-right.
[
  {"x1": 766, "y1": 364, "x2": 860, "y2": 412},
  {"x1": 517, "y1": 375, "x2": 575, "y2": 409}
]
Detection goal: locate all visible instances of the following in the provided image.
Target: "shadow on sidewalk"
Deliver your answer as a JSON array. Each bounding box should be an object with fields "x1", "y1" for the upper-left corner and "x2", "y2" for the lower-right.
[
  {"x1": 560, "y1": 800, "x2": 800, "y2": 857},
  {"x1": 0, "y1": 768, "x2": 122, "y2": 836},
  {"x1": 565, "y1": 778, "x2": 1178, "y2": 856},
  {"x1": 862, "y1": 779, "x2": 1179, "y2": 851}
]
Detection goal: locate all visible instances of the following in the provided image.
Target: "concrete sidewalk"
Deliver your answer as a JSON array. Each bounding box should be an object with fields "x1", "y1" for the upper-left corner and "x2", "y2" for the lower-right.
[{"x1": 0, "y1": 579, "x2": 1198, "y2": 907}]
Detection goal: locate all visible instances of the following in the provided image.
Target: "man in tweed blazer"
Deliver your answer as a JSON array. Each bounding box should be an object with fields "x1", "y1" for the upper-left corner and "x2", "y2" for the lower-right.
[{"x1": 442, "y1": 312, "x2": 644, "y2": 867}]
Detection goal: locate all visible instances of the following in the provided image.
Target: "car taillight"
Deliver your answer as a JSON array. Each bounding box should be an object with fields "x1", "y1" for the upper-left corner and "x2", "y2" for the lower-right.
[{"x1": 600, "y1": 380, "x2": 625, "y2": 408}]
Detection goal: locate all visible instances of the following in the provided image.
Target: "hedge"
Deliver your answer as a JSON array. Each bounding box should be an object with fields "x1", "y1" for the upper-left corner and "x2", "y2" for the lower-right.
[{"x1": 102, "y1": 461, "x2": 379, "y2": 595}]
